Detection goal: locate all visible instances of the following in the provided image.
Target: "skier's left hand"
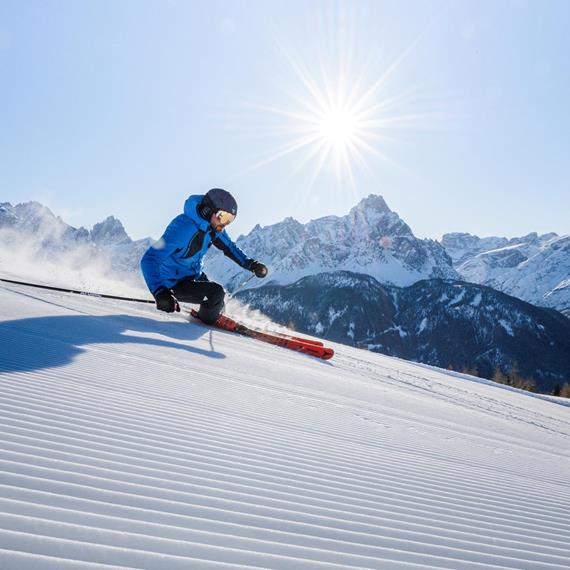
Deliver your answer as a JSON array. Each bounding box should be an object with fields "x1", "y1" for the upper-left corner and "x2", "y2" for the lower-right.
[{"x1": 250, "y1": 260, "x2": 268, "y2": 278}]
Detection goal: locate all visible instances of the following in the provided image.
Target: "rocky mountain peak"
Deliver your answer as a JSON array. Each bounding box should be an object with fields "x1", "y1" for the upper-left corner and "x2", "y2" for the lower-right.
[
  {"x1": 441, "y1": 230, "x2": 569, "y2": 317},
  {"x1": 0, "y1": 203, "x2": 16, "y2": 226},
  {"x1": 1, "y1": 201, "x2": 72, "y2": 240},
  {"x1": 350, "y1": 194, "x2": 391, "y2": 215},
  {"x1": 90, "y1": 216, "x2": 130, "y2": 246},
  {"x1": 0, "y1": 202, "x2": 133, "y2": 250},
  {"x1": 204, "y1": 193, "x2": 458, "y2": 291}
]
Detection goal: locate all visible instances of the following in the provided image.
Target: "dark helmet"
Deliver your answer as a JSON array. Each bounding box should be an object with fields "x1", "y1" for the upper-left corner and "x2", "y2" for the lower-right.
[{"x1": 199, "y1": 188, "x2": 238, "y2": 220}]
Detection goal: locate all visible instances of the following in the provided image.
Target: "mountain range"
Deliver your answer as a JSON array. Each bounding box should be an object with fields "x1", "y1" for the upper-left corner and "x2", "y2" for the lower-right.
[
  {"x1": 0, "y1": 201, "x2": 152, "y2": 286},
  {"x1": 0, "y1": 201, "x2": 129, "y2": 246},
  {"x1": 203, "y1": 196, "x2": 569, "y2": 319},
  {"x1": 1, "y1": 197, "x2": 568, "y2": 394},
  {"x1": 204, "y1": 194, "x2": 458, "y2": 290},
  {"x1": 442, "y1": 231, "x2": 570, "y2": 318},
  {"x1": 237, "y1": 271, "x2": 570, "y2": 394}
]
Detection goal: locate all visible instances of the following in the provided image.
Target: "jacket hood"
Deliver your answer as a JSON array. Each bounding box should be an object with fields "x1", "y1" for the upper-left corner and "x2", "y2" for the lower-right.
[{"x1": 183, "y1": 195, "x2": 209, "y2": 229}]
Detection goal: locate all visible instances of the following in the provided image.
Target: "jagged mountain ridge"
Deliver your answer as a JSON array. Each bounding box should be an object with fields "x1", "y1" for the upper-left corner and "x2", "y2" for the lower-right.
[
  {"x1": 204, "y1": 194, "x2": 458, "y2": 291},
  {"x1": 441, "y1": 231, "x2": 570, "y2": 317},
  {"x1": 2, "y1": 198, "x2": 568, "y2": 393},
  {"x1": 0, "y1": 201, "x2": 130, "y2": 246},
  {"x1": 4, "y1": 198, "x2": 567, "y2": 318},
  {"x1": 0, "y1": 201, "x2": 152, "y2": 285},
  {"x1": 440, "y1": 231, "x2": 559, "y2": 265},
  {"x1": 237, "y1": 271, "x2": 570, "y2": 394}
]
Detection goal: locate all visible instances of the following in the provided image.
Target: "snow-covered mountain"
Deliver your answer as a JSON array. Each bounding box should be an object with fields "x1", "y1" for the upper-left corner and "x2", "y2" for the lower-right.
[
  {"x1": 440, "y1": 232, "x2": 558, "y2": 266},
  {"x1": 1, "y1": 279, "x2": 569, "y2": 568},
  {"x1": 0, "y1": 201, "x2": 142, "y2": 249},
  {"x1": 237, "y1": 271, "x2": 570, "y2": 395},
  {"x1": 441, "y1": 232, "x2": 570, "y2": 317},
  {"x1": 90, "y1": 216, "x2": 132, "y2": 246},
  {"x1": 3, "y1": 198, "x2": 567, "y2": 395},
  {"x1": 0, "y1": 201, "x2": 151, "y2": 293},
  {"x1": 205, "y1": 194, "x2": 458, "y2": 291}
]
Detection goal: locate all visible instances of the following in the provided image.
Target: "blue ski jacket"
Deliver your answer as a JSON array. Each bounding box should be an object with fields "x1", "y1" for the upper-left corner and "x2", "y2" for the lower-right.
[{"x1": 141, "y1": 194, "x2": 253, "y2": 295}]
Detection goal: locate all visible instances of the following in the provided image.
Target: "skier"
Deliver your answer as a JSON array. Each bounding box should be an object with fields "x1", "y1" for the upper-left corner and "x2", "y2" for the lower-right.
[{"x1": 141, "y1": 188, "x2": 268, "y2": 324}]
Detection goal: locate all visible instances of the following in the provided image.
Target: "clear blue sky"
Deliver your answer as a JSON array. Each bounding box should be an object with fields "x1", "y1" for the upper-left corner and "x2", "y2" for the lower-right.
[{"x1": 1, "y1": 0, "x2": 569, "y2": 241}]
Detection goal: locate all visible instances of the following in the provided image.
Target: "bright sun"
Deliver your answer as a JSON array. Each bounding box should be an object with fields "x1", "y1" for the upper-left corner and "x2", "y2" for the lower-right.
[
  {"x1": 317, "y1": 107, "x2": 360, "y2": 148},
  {"x1": 237, "y1": 7, "x2": 436, "y2": 195}
]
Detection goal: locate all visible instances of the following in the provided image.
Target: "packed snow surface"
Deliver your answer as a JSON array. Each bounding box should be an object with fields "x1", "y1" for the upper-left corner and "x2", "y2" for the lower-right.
[{"x1": 0, "y1": 282, "x2": 569, "y2": 569}]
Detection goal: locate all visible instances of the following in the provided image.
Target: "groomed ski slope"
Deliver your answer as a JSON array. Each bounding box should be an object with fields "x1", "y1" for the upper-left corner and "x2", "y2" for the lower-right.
[{"x1": 0, "y1": 282, "x2": 569, "y2": 570}]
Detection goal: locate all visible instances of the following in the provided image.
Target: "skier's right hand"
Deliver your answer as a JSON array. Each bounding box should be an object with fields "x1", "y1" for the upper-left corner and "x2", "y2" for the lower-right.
[
  {"x1": 153, "y1": 287, "x2": 180, "y2": 313},
  {"x1": 249, "y1": 260, "x2": 268, "y2": 278}
]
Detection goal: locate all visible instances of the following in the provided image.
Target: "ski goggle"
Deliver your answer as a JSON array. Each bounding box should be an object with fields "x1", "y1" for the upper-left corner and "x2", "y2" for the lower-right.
[{"x1": 214, "y1": 210, "x2": 236, "y2": 226}]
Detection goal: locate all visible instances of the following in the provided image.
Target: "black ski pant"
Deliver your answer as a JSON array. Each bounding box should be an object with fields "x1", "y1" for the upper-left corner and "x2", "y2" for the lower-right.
[{"x1": 172, "y1": 275, "x2": 225, "y2": 325}]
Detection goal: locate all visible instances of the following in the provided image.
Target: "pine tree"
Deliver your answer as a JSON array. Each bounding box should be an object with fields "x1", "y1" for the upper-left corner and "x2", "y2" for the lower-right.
[{"x1": 492, "y1": 366, "x2": 509, "y2": 385}]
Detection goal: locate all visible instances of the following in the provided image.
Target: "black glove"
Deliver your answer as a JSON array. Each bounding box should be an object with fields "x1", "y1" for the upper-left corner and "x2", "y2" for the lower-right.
[
  {"x1": 249, "y1": 260, "x2": 268, "y2": 278},
  {"x1": 153, "y1": 287, "x2": 180, "y2": 313}
]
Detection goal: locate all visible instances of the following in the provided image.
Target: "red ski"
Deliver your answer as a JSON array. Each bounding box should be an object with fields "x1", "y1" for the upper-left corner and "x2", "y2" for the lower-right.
[{"x1": 189, "y1": 309, "x2": 334, "y2": 360}]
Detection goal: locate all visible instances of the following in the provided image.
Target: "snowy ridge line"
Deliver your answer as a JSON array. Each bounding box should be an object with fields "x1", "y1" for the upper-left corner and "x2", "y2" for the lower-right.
[
  {"x1": 3, "y1": 410, "x2": 568, "y2": 544},
  {"x1": 3, "y1": 437, "x2": 570, "y2": 538},
  {"x1": 3, "y1": 468, "x2": 568, "y2": 564},
  {"x1": 1, "y1": 398, "x2": 569, "y2": 525},
  {"x1": 4, "y1": 335, "x2": 569, "y2": 471},
  {"x1": 3, "y1": 450, "x2": 568, "y2": 564},
  {"x1": 2, "y1": 374, "x2": 564, "y2": 500},
  {"x1": 0, "y1": 548, "x2": 133, "y2": 570},
  {"x1": 2, "y1": 390, "x2": 568, "y2": 510},
  {"x1": 2, "y1": 368, "x2": 564, "y2": 496},
  {"x1": 2, "y1": 483, "x2": 569, "y2": 565},
  {"x1": 4, "y1": 360, "x2": 568, "y2": 480},
  {"x1": 5, "y1": 458, "x2": 566, "y2": 552},
  {"x1": 2, "y1": 496, "x2": 570, "y2": 570},
  {"x1": 6, "y1": 420, "x2": 557, "y2": 519},
  {"x1": 4, "y1": 447, "x2": 568, "y2": 545},
  {"x1": 3, "y1": 452, "x2": 568, "y2": 554},
  {"x1": 0, "y1": 509, "x2": 428, "y2": 570},
  {"x1": 0, "y1": 528, "x2": 494, "y2": 570},
  {"x1": 1, "y1": 285, "x2": 570, "y2": 568},
  {"x1": 2, "y1": 437, "x2": 568, "y2": 550},
  {"x1": 1, "y1": 528, "x2": 302, "y2": 570},
  {"x1": 0, "y1": 482, "x2": 566, "y2": 567},
  {"x1": 4, "y1": 408, "x2": 569, "y2": 521},
  {"x1": 8, "y1": 490, "x2": 566, "y2": 570},
  {"x1": 4, "y1": 412, "x2": 568, "y2": 536}
]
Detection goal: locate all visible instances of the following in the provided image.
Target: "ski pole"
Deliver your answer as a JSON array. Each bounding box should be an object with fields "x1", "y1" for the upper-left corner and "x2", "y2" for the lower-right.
[{"x1": 227, "y1": 273, "x2": 256, "y2": 299}]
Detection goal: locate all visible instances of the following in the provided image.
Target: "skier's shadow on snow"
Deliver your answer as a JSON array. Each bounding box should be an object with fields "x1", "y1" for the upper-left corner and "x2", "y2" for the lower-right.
[{"x1": 0, "y1": 313, "x2": 225, "y2": 374}]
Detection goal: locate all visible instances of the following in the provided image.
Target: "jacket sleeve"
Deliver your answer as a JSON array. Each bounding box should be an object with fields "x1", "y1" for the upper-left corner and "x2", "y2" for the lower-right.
[
  {"x1": 140, "y1": 215, "x2": 191, "y2": 295},
  {"x1": 213, "y1": 231, "x2": 253, "y2": 269}
]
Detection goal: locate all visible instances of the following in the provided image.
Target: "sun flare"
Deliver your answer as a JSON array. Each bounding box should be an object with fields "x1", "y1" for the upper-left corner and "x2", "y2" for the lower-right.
[
  {"x1": 317, "y1": 106, "x2": 360, "y2": 148},
  {"x1": 234, "y1": 7, "x2": 439, "y2": 198}
]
